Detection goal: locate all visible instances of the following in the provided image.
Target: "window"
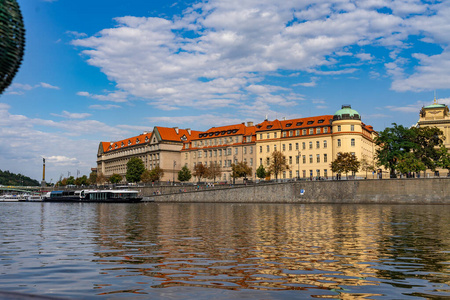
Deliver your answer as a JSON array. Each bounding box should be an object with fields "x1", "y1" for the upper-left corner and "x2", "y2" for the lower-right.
[
  {"x1": 289, "y1": 143, "x2": 292, "y2": 151},
  {"x1": 250, "y1": 158, "x2": 253, "y2": 166},
  {"x1": 324, "y1": 140, "x2": 327, "y2": 148},
  {"x1": 310, "y1": 170, "x2": 313, "y2": 177},
  {"x1": 309, "y1": 142, "x2": 313, "y2": 149},
  {"x1": 351, "y1": 138, "x2": 355, "y2": 146},
  {"x1": 295, "y1": 143, "x2": 299, "y2": 150},
  {"x1": 338, "y1": 139, "x2": 341, "y2": 147},
  {"x1": 227, "y1": 148, "x2": 232, "y2": 155},
  {"x1": 337, "y1": 125, "x2": 341, "y2": 132},
  {"x1": 274, "y1": 132, "x2": 278, "y2": 138},
  {"x1": 282, "y1": 132, "x2": 286, "y2": 137},
  {"x1": 198, "y1": 150, "x2": 202, "y2": 158},
  {"x1": 296, "y1": 155, "x2": 299, "y2": 164},
  {"x1": 303, "y1": 155, "x2": 306, "y2": 164},
  {"x1": 296, "y1": 170, "x2": 299, "y2": 178},
  {"x1": 267, "y1": 145, "x2": 270, "y2": 152},
  {"x1": 289, "y1": 156, "x2": 292, "y2": 164},
  {"x1": 316, "y1": 169, "x2": 320, "y2": 177},
  {"x1": 244, "y1": 147, "x2": 247, "y2": 154},
  {"x1": 309, "y1": 128, "x2": 314, "y2": 135},
  {"x1": 317, "y1": 128, "x2": 321, "y2": 134},
  {"x1": 250, "y1": 146, "x2": 253, "y2": 154},
  {"x1": 351, "y1": 125, "x2": 355, "y2": 131},
  {"x1": 267, "y1": 157, "x2": 270, "y2": 165},
  {"x1": 324, "y1": 154, "x2": 327, "y2": 163},
  {"x1": 214, "y1": 150, "x2": 217, "y2": 157},
  {"x1": 324, "y1": 127, "x2": 328, "y2": 133},
  {"x1": 274, "y1": 144, "x2": 277, "y2": 151},
  {"x1": 316, "y1": 141, "x2": 320, "y2": 149},
  {"x1": 267, "y1": 133, "x2": 270, "y2": 139},
  {"x1": 302, "y1": 142, "x2": 306, "y2": 150},
  {"x1": 302, "y1": 129, "x2": 307, "y2": 135},
  {"x1": 209, "y1": 150, "x2": 212, "y2": 157},
  {"x1": 282, "y1": 144, "x2": 286, "y2": 151},
  {"x1": 283, "y1": 171, "x2": 286, "y2": 179},
  {"x1": 219, "y1": 149, "x2": 222, "y2": 156},
  {"x1": 309, "y1": 155, "x2": 313, "y2": 163},
  {"x1": 324, "y1": 169, "x2": 328, "y2": 177},
  {"x1": 317, "y1": 154, "x2": 320, "y2": 163},
  {"x1": 290, "y1": 130, "x2": 293, "y2": 136},
  {"x1": 260, "y1": 146, "x2": 263, "y2": 153},
  {"x1": 260, "y1": 158, "x2": 263, "y2": 165},
  {"x1": 303, "y1": 170, "x2": 306, "y2": 178},
  {"x1": 260, "y1": 134, "x2": 263, "y2": 140},
  {"x1": 296, "y1": 130, "x2": 300, "y2": 136},
  {"x1": 234, "y1": 148, "x2": 238, "y2": 155}
]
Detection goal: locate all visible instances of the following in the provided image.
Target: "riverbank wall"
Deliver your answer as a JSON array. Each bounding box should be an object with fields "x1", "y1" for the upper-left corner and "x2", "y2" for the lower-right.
[{"x1": 144, "y1": 178, "x2": 450, "y2": 204}]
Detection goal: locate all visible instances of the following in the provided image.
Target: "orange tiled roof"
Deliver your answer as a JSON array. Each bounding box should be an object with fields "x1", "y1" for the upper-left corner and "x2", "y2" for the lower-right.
[
  {"x1": 193, "y1": 123, "x2": 249, "y2": 140},
  {"x1": 256, "y1": 115, "x2": 334, "y2": 132},
  {"x1": 102, "y1": 132, "x2": 153, "y2": 153},
  {"x1": 156, "y1": 127, "x2": 201, "y2": 142}
]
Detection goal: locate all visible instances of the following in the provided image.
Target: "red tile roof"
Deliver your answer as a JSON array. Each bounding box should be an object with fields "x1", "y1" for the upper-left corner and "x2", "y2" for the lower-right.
[
  {"x1": 156, "y1": 127, "x2": 200, "y2": 142},
  {"x1": 256, "y1": 115, "x2": 334, "y2": 132},
  {"x1": 102, "y1": 132, "x2": 153, "y2": 153}
]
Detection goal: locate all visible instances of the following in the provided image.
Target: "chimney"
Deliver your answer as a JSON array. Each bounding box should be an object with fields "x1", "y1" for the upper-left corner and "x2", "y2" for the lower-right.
[
  {"x1": 247, "y1": 121, "x2": 254, "y2": 127},
  {"x1": 174, "y1": 127, "x2": 179, "y2": 134},
  {"x1": 186, "y1": 128, "x2": 191, "y2": 135}
]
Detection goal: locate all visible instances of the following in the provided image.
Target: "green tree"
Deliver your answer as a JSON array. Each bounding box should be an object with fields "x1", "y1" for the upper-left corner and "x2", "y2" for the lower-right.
[
  {"x1": 140, "y1": 169, "x2": 153, "y2": 183},
  {"x1": 206, "y1": 163, "x2": 222, "y2": 182},
  {"x1": 396, "y1": 152, "x2": 426, "y2": 175},
  {"x1": 126, "y1": 157, "x2": 145, "y2": 183},
  {"x1": 360, "y1": 156, "x2": 376, "y2": 179},
  {"x1": 256, "y1": 165, "x2": 266, "y2": 180},
  {"x1": 178, "y1": 165, "x2": 192, "y2": 182},
  {"x1": 411, "y1": 126, "x2": 445, "y2": 174},
  {"x1": 66, "y1": 176, "x2": 75, "y2": 185},
  {"x1": 438, "y1": 146, "x2": 450, "y2": 173},
  {"x1": 375, "y1": 123, "x2": 416, "y2": 178},
  {"x1": 231, "y1": 161, "x2": 252, "y2": 182},
  {"x1": 267, "y1": 150, "x2": 289, "y2": 180},
  {"x1": 330, "y1": 152, "x2": 360, "y2": 179},
  {"x1": 0, "y1": 0, "x2": 25, "y2": 95},
  {"x1": 109, "y1": 173, "x2": 122, "y2": 184},
  {"x1": 96, "y1": 172, "x2": 107, "y2": 185},
  {"x1": 75, "y1": 175, "x2": 88, "y2": 186},
  {"x1": 193, "y1": 163, "x2": 207, "y2": 183}
]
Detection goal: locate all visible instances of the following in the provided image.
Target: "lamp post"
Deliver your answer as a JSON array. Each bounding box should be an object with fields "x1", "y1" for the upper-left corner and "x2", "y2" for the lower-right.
[
  {"x1": 173, "y1": 160, "x2": 176, "y2": 186},
  {"x1": 297, "y1": 151, "x2": 301, "y2": 180}
]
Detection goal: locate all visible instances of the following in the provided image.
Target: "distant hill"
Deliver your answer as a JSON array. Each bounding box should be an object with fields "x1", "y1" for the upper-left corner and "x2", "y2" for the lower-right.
[{"x1": 0, "y1": 170, "x2": 40, "y2": 186}]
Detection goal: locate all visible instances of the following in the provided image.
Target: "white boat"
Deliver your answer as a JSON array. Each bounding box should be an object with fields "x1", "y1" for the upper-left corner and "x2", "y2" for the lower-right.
[
  {"x1": 26, "y1": 194, "x2": 43, "y2": 202},
  {"x1": 0, "y1": 194, "x2": 23, "y2": 202},
  {"x1": 43, "y1": 189, "x2": 142, "y2": 203}
]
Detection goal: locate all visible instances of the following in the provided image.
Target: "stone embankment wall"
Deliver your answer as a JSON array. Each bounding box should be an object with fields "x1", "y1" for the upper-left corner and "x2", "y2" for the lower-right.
[{"x1": 144, "y1": 178, "x2": 450, "y2": 204}]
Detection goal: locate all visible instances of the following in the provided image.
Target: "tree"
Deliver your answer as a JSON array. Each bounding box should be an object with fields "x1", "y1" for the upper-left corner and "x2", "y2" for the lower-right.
[
  {"x1": 396, "y1": 152, "x2": 426, "y2": 176},
  {"x1": 360, "y1": 156, "x2": 376, "y2": 179},
  {"x1": 438, "y1": 146, "x2": 450, "y2": 173},
  {"x1": 267, "y1": 150, "x2": 289, "y2": 180},
  {"x1": 178, "y1": 166, "x2": 192, "y2": 182},
  {"x1": 330, "y1": 152, "x2": 360, "y2": 179},
  {"x1": 256, "y1": 165, "x2": 266, "y2": 180},
  {"x1": 206, "y1": 163, "x2": 222, "y2": 182},
  {"x1": 96, "y1": 172, "x2": 107, "y2": 185},
  {"x1": 148, "y1": 166, "x2": 164, "y2": 182},
  {"x1": 0, "y1": 0, "x2": 26, "y2": 95},
  {"x1": 140, "y1": 169, "x2": 153, "y2": 183},
  {"x1": 193, "y1": 163, "x2": 207, "y2": 183},
  {"x1": 109, "y1": 173, "x2": 122, "y2": 184},
  {"x1": 126, "y1": 157, "x2": 145, "y2": 183},
  {"x1": 375, "y1": 123, "x2": 417, "y2": 178},
  {"x1": 411, "y1": 126, "x2": 445, "y2": 174},
  {"x1": 231, "y1": 161, "x2": 252, "y2": 182},
  {"x1": 66, "y1": 176, "x2": 75, "y2": 185},
  {"x1": 89, "y1": 171, "x2": 97, "y2": 185},
  {"x1": 75, "y1": 175, "x2": 88, "y2": 186}
]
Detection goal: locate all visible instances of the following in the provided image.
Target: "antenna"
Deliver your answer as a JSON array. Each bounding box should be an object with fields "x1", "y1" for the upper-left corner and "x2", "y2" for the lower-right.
[{"x1": 434, "y1": 90, "x2": 438, "y2": 104}]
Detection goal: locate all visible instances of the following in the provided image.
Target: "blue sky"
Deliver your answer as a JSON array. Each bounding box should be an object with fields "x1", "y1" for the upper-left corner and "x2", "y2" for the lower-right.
[{"x1": 2, "y1": 0, "x2": 450, "y2": 182}]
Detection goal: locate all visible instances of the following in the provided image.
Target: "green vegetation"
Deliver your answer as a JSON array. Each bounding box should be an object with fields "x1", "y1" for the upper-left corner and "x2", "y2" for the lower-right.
[
  {"x1": 0, "y1": 0, "x2": 26, "y2": 95},
  {"x1": 108, "y1": 173, "x2": 122, "y2": 184},
  {"x1": 193, "y1": 163, "x2": 207, "y2": 182},
  {"x1": 231, "y1": 161, "x2": 252, "y2": 181},
  {"x1": 206, "y1": 164, "x2": 222, "y2": 182},
  {"x1": 0, "y1": 170, "x2": 39, "y2": 186},
  {"x1": 178, "y1": 166, "x2": 192, "y2": 182},
  {"x1": 141, "y1": 166, "x2": 164, "y2": 183},
  {"x1": 330, "y1": 152, "x2": 360, "y2": 179},
  {"x1": 126, "y1": 157, "x2": 145, "y2": 183},
  {"x1": 256, "y1": 165, "x2": 267, "y2": 179},
  {"x1": 375, "y1": 124, "x2": 446, "y2": 177}
]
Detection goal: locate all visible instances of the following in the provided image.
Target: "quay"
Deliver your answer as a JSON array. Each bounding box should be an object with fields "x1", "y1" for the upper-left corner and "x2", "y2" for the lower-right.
[{"x1": 139, "y1": 178, "x2": 450, "y2": 204}]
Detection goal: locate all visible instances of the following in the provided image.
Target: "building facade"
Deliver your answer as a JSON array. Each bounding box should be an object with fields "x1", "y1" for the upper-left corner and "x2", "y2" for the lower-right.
[{"x1": 97, "y1": 127, "x2": 199, "y2": 182}]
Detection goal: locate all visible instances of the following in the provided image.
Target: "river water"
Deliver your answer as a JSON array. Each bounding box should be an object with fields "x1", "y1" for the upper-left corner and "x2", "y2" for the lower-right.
[{"x1": 1, "y1": 202, "x2": 449, "y2": 299}]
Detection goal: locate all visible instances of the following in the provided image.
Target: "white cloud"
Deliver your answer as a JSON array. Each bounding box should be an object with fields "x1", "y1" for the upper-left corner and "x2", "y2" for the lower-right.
[
  {"x1": 6, "y1": 82, "x2": 60, "y2": 94},
  {"x1": 77, "y1": 90, "x2": 129, "y2": 103},
  {"x1": 89, "y1": 104, "x2": 121, "y2": 110},
  {"x1": 293, "y1": 77, "x2": 319, "y2": 87},
  {"x1": 40, "y1": 82, "x2": 60, "y2": 90},
  {"x1": 51, "y1": 111, "x2": 92, "y2": 119},
  {"x1": 66, "y1": 31, "x2": 87, "y2": 38}
]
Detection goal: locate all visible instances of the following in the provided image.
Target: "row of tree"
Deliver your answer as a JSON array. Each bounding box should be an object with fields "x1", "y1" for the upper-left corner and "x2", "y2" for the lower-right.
[
  {"x1": 375, "y1": 124, "x2": 449, "y2": 177},
  {"x1": 0, "y1": 170, "x2": 40, "y2": 186}
]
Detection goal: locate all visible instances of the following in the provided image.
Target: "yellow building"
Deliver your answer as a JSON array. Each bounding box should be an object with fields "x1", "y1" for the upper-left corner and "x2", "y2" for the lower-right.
[{"x1": 255, "y1": 105, "x2": 377, "y2": 179}]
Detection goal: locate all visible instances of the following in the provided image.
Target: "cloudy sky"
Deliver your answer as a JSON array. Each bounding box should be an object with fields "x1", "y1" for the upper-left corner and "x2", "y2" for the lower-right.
[{"x1": 2, "y1": 0, "x2": 450, "y2": 182}]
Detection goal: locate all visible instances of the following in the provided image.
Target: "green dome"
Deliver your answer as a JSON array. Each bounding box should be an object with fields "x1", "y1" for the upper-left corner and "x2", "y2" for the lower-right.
[
  {"x1": 334, "y1": 105, "x2": 360, "y2": 119},
  {"x1": 424, "y1": 103, "x2": 446, "y2": 109}
]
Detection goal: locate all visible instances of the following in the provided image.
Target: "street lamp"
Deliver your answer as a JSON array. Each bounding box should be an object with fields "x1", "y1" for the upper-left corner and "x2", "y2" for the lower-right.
[
  {"x1": 297, "y1": 151, "x2": 301, "y2": 180},
  {"x1": 173, "y1": 160, "x2": 176, "y2": 186}
]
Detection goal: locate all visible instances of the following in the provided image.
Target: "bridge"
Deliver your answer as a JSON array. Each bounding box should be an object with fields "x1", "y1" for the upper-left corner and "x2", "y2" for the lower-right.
[{"x1": 0, "y1": 186, "x2": 43, "y2": 193}]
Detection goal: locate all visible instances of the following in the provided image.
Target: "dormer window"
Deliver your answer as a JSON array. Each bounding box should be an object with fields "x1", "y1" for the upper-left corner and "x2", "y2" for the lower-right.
[
  {"x1": 114, "y1": 144, "x2": 118, "y2": 149},
  {"x1": 109, "y1": 146, "x2": 112, "y2": 150},
  {"x1": 128, "y1": 140, "x2": 132, "y2": 145},
  {"x1": 267, "y1": 125, "x2": 273, "y2": 129},
  {"x1": 145, "y1": 136, "x2": 149, "y2": 142},
  {"x1": 232, "y1": 129, "x2": 238, "y2": 133},
  {"x1": 181, "y1": 135, "x2": 187, "y2": 141},
  {"x1": 136, "y1": 138, "x2": 140, "y2": 144},
  {"x1": 296, "y1": 122, "x2": 303, "y2": 126},
  {"x1": 318, "y1": 119, "x2": 324, "y2": 124},
  {"x1": 221, "y1": 131, "x2": 226, "y2": 135},
  {"x1": 209, "y1": 132, "x2": 214, "y2": 136},
  {"x1": 227, "y1": 130, "x2": 232, "y2": 134},
  {"x1": 121, "y1": 142, "x2": 125, "y2": 147},
  {"x1": 307, "y1": 120, "x2": 314, "y2": 125},
  {"x1": 286, "y1": 123, "x2": 292, "y2": 127},
  {"x1": 215, "y1": 132, "x2": 220, "y2": 136}
]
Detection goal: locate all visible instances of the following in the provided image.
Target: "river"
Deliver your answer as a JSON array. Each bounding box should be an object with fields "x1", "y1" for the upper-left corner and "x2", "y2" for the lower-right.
[{"x1": 1, "y1": 202, "x2": 449, "y2": 299}]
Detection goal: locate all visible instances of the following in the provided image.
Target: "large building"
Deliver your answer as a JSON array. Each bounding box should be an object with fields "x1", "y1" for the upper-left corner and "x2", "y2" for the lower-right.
[
  {"x1": 181, "y1": 105, "x2": 377, "y2": 182},
  {"x1": 97, "y1": 105, "x2": 378, "y2": 183},
  {"x1": 97, "y1": 127, "x2": 200, "y2": 182}
]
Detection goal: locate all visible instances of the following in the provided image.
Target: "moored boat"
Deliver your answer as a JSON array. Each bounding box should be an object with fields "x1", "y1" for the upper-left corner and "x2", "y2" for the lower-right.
[{"x1": 43, "y1": 189, "x2": 142, "y2": 203}]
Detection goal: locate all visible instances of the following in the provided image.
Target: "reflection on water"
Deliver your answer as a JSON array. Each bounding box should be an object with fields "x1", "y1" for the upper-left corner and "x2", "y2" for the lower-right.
[{"x1": 1, "y1": 203, "x2": 449, "y2": 299}]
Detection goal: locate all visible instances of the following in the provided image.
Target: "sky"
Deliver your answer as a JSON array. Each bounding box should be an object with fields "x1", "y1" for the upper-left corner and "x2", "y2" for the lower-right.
[{"x1": 2, "y1": 0, "x2": 450, "y2": 183}]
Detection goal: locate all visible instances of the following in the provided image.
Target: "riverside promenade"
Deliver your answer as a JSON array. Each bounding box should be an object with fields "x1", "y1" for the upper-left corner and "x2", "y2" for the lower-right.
[{"x1": 141, "y1": 178, "x2": 450, "y2": 204}]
